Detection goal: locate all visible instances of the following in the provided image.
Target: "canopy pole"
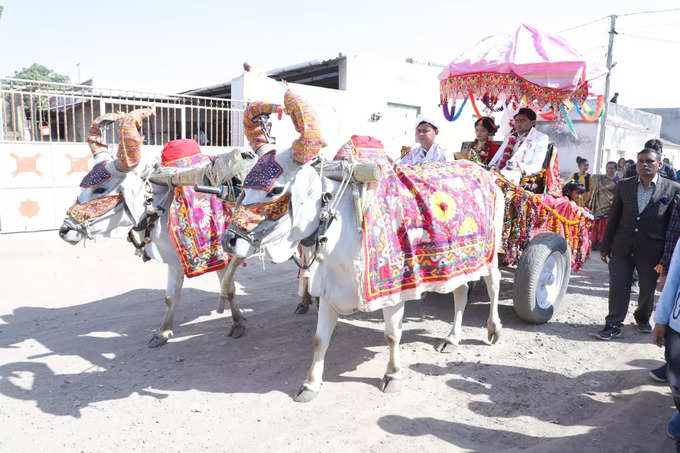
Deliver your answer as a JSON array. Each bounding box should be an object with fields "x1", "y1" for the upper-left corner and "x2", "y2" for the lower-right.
[{"x1": 595, "y1": 14, "x2": 617, "y2": 173}]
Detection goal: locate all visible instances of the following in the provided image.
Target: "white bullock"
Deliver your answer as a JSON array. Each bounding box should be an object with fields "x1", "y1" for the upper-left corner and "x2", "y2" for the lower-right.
[
  {"x1": 60, "y1": 110, "x2": 248, "y2": 347},
  {"x1": 223, "y1": 147, "x2": 505, "y2": 402}
]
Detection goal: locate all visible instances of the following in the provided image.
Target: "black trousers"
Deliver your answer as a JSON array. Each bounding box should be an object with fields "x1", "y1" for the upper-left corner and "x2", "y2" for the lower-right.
[
  {"x1": 666, "y1": 327, "x2": 680, "y2": 412},
  {"x1": 605, "y1": 252, "x2": 659, "y2": 325}
]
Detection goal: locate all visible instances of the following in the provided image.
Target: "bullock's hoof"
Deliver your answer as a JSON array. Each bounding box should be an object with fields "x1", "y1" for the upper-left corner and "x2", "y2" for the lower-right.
[
  {"x1": 380, "y1": 376, "x2": 402, "y2": 393},
  {"x1": 147, "y1": 333, "x2": 169, "y2": 348},
  {"x1": 488, "y1": 329, "x2": 501, "y2": 345},
  {"x1": 228, "y1": 322, "x2": 246, "y2": 339},
  {"x1": 434, "y1": 338, "x2": 456, "y2": 353},
  {"x1": 294, "y1": 302, "x2": 310, "y2": 315},
  {"x1": 294, "y1": 386, "x2": 318, "y2": 403}
]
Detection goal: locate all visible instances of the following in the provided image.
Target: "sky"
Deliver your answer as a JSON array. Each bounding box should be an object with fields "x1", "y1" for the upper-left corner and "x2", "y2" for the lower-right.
[{"x1": 1, "y1": 0, "x2": 680, "y2": 108}]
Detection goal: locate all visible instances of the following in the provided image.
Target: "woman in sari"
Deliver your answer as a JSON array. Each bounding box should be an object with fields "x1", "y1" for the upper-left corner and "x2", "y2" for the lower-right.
[
  {"x1": 589, "y1": 161, "x2": 619, "y2": 250},
  {"x1": 455, "y1": 116, "x2": 499, "y2": 165}
]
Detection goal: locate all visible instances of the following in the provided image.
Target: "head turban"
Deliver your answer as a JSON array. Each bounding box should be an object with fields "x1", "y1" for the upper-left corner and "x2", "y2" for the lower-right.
[{"x1": 414, "y1": 114, "x2": 439, "y2": 132}]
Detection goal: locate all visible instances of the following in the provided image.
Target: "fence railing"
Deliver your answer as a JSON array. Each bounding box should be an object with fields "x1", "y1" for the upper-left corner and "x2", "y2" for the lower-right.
[{"x1": 0, "y1": 78, "x2": 244, "y2": 147}]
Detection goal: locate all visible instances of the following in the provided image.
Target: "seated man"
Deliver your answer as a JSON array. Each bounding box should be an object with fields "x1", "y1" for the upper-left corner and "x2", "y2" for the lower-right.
[
  {"x1": 400, "y1": 115, "x2": 449, "y2": 165},
  {"x1": 488, "y1": 108, "x2": 550, "y2": 184}
]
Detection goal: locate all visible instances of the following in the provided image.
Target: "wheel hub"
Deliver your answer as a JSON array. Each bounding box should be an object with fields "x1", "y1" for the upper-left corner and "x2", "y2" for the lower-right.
[{"x1": 536, "y1": 252, "x2": 565, "y2": 309}]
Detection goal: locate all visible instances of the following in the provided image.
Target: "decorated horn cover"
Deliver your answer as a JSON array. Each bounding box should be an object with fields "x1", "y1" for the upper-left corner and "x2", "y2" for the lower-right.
[
  {"x1": 284, "y1": 89, "x2": 326, "y2": 163},
  {"x1": 243, "y1": 101, "x2": 282, "y2": 152},
  {"x1": 88, "y1": 112, "x2": 126, "y2": 156},
  {"x1": 116, "y1": 108, "x2": 154, "y2": 170}
]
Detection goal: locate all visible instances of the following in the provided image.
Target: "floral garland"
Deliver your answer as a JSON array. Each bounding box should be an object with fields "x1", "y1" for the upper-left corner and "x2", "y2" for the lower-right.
[
  {"x1": 497, "y1": 134, "x2": 519, "y2": 170},
  {"x1": 493, "y1": 172, "x2": 592, "y2": 272},
  {"x1": 466, "y1": 140, "x2": 496, "y2": 165}
]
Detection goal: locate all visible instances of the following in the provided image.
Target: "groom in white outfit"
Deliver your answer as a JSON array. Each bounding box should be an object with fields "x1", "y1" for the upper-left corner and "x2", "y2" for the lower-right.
[{"x1": 489, "y1": 107, "x2": 549, "y2": 184}]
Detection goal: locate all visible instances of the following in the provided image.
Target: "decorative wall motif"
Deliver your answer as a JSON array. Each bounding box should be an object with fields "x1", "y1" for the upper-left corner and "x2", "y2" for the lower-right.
[
  {"x1": 10, "y1": 153, "x2": 42, "y2": 177},
  {"x1": 65, "y1": 154, "x2": 91, "y2": 175},
  {"x1": 18, "y1": 200, "x2": 40, "y2": 218}
]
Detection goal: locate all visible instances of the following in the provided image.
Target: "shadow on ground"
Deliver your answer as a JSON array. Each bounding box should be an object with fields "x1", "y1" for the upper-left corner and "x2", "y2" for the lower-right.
[
  {"x1": 377, "y1": 359, "x2": 674, "y2": 452},
  {"x1": 0, "y1": 285, "x2": 437, "y2": 417}
]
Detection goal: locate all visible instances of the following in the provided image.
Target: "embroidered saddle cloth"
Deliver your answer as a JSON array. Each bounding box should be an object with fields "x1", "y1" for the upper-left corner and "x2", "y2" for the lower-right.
[
  {"x1": 165, "y1": 152, "x2": 232, "y2": 278},
  {"x1": 356, "y1": 155, "x2": 498, "y2": 312}
]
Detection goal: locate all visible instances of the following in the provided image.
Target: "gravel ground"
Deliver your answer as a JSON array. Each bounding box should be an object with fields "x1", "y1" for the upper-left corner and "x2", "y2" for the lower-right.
[{"x1": 0, "y1": 236, "x2": 675, "y2": 452}]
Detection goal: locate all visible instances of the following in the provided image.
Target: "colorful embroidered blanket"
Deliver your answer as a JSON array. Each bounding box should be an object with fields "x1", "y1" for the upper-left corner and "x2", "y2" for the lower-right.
[
  {"x1": 358, "y1": 159, "x2": 498, "y2": 312},
  {"x1": 166, "y1": 153, "x2": 232, "y2": 278}
]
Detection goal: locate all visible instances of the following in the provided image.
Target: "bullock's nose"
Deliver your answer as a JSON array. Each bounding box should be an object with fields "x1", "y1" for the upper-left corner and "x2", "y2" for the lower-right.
[
  {"x1": 59, "y1": 225, "x2": 70, "y2": 238},
  {"x1": 221, "y1": 230, "x2": 237, "y2": 253}
]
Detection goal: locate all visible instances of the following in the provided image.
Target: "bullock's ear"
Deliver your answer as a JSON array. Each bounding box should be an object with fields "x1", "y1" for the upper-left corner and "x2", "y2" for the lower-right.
[{"x1": 290, "y1": 165, "x2": 321, "y2": 240}]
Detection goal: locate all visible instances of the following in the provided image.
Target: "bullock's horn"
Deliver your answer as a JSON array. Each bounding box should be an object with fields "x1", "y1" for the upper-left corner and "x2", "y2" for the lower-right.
[
  {"x1": 114, "y1": 108, "x2": 155, "y2": 172},
  {"x1": 284, "y1": 89, "x2": 326, "y2": 164},
  {"x1": 243, "y1": 101, "x2": 281, "y2": 153},
  {"x1": 88, "y1": 112, "x2": 126, "y2": 158}
]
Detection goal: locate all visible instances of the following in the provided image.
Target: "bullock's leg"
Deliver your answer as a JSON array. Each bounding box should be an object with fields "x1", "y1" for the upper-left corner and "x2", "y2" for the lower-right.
[
  {"x1": 295, "y1": 276, "x2": 319, "y2": 314},
  {"x1": 381, "y1": 301, "x2": 405, "y2": 393},
  {"x1": 435, "y1": 284, "x2": 469, "y2": 353},
  {"x1": 295, "y1": 301, "x2": 338, "y2": 403},
  {"x1": 219, "y1": 257, "x2": 246, "y2": 338},
  {"x1": 484, "y1": 267, "x2": 502, "y2": 344},
  {"x1": 148, "y1": 265, "x2": 184, "y2": 348}
]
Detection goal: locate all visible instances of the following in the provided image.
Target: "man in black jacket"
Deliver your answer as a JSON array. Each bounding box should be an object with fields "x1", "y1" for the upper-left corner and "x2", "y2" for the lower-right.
[
  {"x1": 624, "y1": 139, "x2": 677, "y2": 181},
  {"x1": 597, "y1": 148, "x2": 680, "y2": 340}
]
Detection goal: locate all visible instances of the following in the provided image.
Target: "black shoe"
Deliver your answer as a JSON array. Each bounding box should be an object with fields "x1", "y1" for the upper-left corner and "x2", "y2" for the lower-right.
[
  {"x1": 634, "y1": 322, "x2": 653, "y2": 333},
  {"x1": 595, "y1": 324, "x2": 622, "y2": 340},
  {"x1": 633, "y1": 313, "x2": 653, "y2": 333},
  {"x1": 650, "y1": 364, "x2": 669, "y2": 383}
]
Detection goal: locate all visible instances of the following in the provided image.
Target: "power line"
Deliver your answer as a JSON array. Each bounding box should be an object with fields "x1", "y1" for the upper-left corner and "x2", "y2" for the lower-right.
[
  {"x1": 559, "y1": 16, "x2": 608, "y2": 33},
  {"x1": 618, "y1": 7, "x2": 680, "y2": 17},
  {"x1": 559, "y1": 8, "x2": 680, "y2": 33}
]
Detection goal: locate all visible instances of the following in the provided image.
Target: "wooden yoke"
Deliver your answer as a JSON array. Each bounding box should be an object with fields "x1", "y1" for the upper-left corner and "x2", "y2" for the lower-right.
[{"x1": 321, "y1": 161, "x2": 382, "y2": 184}]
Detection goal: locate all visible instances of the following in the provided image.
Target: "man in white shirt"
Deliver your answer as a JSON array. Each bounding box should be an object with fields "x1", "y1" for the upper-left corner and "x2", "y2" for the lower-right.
[
  {"x1": 399, "y1": 115, "x2": 449, "y2": 165},
  {"x1": 488, "y1": 108, "x2": 549, "y2": 184}
]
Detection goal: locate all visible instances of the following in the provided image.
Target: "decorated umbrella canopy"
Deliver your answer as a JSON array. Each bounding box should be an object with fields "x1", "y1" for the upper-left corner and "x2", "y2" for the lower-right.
[{"x1": 439, "y1": 24, "x2": 605, "y2": 122}]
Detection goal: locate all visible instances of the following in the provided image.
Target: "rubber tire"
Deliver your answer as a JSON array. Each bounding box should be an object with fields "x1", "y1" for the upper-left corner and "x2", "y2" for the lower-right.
[{"x1": 513, "y1": 232, "x2": 571, "y2": 324}]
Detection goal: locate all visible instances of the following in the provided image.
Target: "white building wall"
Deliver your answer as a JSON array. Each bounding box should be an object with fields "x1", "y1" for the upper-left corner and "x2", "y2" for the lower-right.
[
  {"x1": 0, "y1": 142, "x2": 233, "y2": 233},
  {"x1": 232, "y1": 55, "x2": 475, "y2": 160}
]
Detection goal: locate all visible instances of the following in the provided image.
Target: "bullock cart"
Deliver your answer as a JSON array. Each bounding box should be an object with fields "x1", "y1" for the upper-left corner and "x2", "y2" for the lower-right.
[
  {"x1": 439, "y1": 24, "x2": 603, "y2": 323},
  {"x1": 491, "y1": 164, "x2": 592, "y2": 324}
]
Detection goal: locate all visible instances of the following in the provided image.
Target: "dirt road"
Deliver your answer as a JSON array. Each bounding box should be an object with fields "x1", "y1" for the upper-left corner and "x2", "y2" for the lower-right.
[{"x1": 0, "y1": 236, "x2": 675, "y2": 452}]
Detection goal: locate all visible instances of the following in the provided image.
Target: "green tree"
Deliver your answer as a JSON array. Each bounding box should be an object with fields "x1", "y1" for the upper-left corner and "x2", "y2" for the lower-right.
[{"x1": 12, "y1": 63, "x2": 70, "y2": 83}]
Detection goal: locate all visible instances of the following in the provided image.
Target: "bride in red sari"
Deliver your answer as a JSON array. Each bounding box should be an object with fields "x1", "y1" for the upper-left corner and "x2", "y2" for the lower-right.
[{"x1": 455, "y1": 116, "x2": 500, "y2": 165}]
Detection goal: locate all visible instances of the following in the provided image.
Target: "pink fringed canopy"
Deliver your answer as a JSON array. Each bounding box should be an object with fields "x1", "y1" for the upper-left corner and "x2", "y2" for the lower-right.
[{"x1": 439, "y1": 24, "x2": 605, "y2": 111}]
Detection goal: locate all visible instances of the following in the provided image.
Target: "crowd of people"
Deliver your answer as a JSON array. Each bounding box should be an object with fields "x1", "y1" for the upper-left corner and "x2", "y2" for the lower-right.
[{"x1": 399, "y1": 112, "x2": 680, "y2": 449}]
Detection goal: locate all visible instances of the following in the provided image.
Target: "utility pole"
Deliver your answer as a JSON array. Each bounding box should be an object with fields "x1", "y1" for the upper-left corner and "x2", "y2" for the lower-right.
[{"x1": 595, "y1": 15, "x2": 617, "y2": 173}]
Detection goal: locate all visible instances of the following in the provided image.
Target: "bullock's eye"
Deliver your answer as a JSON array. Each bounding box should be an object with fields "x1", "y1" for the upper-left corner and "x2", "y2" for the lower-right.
[
  {"x1": 267, "y1": 186, "x2": 284, "y2": 197},
  {"x1": 93, "y1": 187, "x2": 107, "y2": 194}
]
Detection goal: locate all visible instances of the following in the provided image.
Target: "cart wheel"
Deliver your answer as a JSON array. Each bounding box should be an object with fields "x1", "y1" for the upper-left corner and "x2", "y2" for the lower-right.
[{"x1": 513, "y1": 232, "x2": 571, "y2": 323}]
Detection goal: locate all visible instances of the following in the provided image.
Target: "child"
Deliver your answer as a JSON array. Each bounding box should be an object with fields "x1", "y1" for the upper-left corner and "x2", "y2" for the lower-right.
[{"x1": 562, "y1": 180, "x2": 586, "y2": 203}]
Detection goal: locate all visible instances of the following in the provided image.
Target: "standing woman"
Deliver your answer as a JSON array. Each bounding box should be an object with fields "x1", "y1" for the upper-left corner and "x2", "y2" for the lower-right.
[
  {"x1": 589, "y1": 161, "x2": 619, "y2": 250},
  {"x1": 455, "y1": 116, "x2": 499, "y2": 165},
  {"x1": 616, "y1": 157, "x2": 627, "y2": 180},
  {"x1": 571, "y1": 156, "x2": 592, "y2": 207}
]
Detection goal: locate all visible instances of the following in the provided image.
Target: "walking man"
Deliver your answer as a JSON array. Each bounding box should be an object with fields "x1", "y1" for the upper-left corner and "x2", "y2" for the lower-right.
[{"x1": 597, "y1": 148, "x2": 680, "y2": 340}]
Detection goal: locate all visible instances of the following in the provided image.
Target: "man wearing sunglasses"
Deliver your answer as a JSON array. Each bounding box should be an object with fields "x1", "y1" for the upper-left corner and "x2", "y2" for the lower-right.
[{"x1": 597, "y1": 148, "x2": 680, "y2": 340}]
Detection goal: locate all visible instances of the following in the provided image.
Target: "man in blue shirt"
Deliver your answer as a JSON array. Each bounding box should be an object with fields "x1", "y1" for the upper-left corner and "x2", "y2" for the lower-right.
[{"x1": 653, "y1": 237, "x2": 680, "y2": 448}]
